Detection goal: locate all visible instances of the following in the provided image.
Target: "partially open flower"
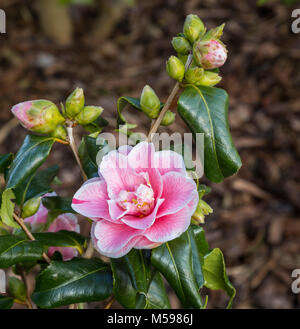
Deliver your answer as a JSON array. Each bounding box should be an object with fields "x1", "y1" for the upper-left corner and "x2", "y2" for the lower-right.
[
  {"x1": 24, "y1": 193, "x2": 80, "y2": 261},
  {"x1": 11, "y1": 100, "x2": 64, "y2": 134},
  {"x1": 72, "y1": 142, "x2": 198, "y2": 258},
  {"x1": 193, "y1": 39, "x2": 227, "y2": 69}
]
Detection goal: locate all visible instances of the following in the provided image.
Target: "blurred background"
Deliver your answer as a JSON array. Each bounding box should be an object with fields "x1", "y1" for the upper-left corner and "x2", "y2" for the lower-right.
[{"x1": 0, "y1": 0, "x2": 300, "y2": 309}]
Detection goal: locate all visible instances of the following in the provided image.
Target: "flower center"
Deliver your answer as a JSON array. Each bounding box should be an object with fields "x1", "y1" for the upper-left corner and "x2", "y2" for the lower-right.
[{"x1": 117, "y1": 184, "x2": 154, "y2": 216}]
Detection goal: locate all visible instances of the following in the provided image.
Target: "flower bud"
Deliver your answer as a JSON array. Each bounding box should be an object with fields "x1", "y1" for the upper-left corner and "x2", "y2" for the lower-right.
[
  {"x1": 140, "y1": 85, "x2": 161, "y2": 119},
  {"x1": 172, "y1": 36, "x2": 191, "y2": 55},
  {"x1": 209, "y1": 23, "x2": 225, "y2": 39},
  {"x1": 192, "y1": 199, "x2": 213, "y2": 225},
  {"x1": 11, "y1": 100, "x2": 64, "y2": 134},
  {"x1": 184, "y1": 67, "x2": 204, "y2": 84},
  {"x1": 161, "y1": 110, "x2": 175, "y2": 126},
  {"x1": 193, "y1": 39, "x2": 227, "y2": 69},
  {"x1": 197, "y1": 71, "x2": 222, "y2": 87},
  {"x1": 21, "y1": 197, "x2": 41, "y2": 219},
  {"x1": 65, "y1": 88, "x2": 85, "y2": 118},
  {"x1": 183, "y1": 14, "x2": 205, "y2": 43},
  {"x1": 75, "y1": 106, "x2": 103, "y2": 125},
  {"x1": 51, "y1": 125, "x2": 67, "y2": 140},
  {"x1": 166, "y1": 56, "x2": 185, "y2": 82}
]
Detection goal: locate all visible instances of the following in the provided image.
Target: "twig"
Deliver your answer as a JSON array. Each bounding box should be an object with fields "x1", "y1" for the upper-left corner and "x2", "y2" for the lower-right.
[
  {"x1": 13, "y1": 213, "x2": 51, "y2": 264},
  {"x1": 147, "y1": 54, "x2": 193, "y2": 142},
  {"x1": 104, "y1": 296, "x2": 115, "y2": 309},
  {"x1": 83, "y1": 239, "x2": 94, "y2": 259},
  {"x1": 66, "y1": 126, "x2": 88, "y2": 181}
]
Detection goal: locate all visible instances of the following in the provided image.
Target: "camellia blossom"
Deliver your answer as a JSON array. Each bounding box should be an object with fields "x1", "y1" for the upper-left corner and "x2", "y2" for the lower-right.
[
  {"x1": 72, "y1": 142, "x2": 198, "y2": 258},
  {"x1": 25, "y1": 193, "x2": 80, "y2": 261}
]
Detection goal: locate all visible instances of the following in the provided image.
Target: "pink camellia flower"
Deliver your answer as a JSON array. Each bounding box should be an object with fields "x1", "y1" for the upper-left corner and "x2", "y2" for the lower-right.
[
  {"x1": 24, "y1": 193, "x2": 80, "y2": 261},
  {"x1": 72, "y1": 142, "x2": 198, "y2": 258},
  {"x1": 193, "y1": 39, "x2": 227, "y2": 69}
]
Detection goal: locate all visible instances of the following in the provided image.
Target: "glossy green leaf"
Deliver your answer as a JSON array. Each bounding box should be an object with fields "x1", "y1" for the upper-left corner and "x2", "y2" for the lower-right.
[
  {"x1": 111, "y1": 249, "x2": 170, "y2": 309},
  {"x1": 0, "y1": 188, "x2": 19, "y2": 229},
  {"x1": 151, "y1": 231, "x2": 203, "y2": 308},
  {"x1": 6, "y1": 135, "x2": 55, "y2": 190},
  {"x1": 8, "y1": 277, "x2": 26, "y2": 303},
  {"x1": 202, "y1": 248, "x2": 236, "y2": 309},
  {"x1": 0, "y1": 295, "x2": 14, "y2": 309},
  {"x1": 34, "y1": 230, "x2": 86, "y2": 254},
  {"x1": 0, "y1": 235, "x2": 45, "y2": 268},
  {"x1": 178, "y1": 85, "x2": 241, "y2": 183},
  {"x1": 32, "y1": 258, "x2": 113, "y2": 308},
  {"x1": 78, "y1": 136, "x2": 109, "y2": 178},
  {"x1": 14, "y1": 165, "x2": 59, "y2": 206},
  {"x1": 0, "y1": 153, "x2": 13, "y2": 174}
]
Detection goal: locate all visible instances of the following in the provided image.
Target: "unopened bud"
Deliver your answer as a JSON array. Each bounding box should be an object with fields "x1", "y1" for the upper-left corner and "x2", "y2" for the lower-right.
[
  {"x1": 11, "y1": 100, "x2": 64, "y2": 134},
  {"x1": 75, "y1": 106, "x2": 103, "y2": 125},
  {"x1": 197, "y1": 71, "x2": 222, "y2": 87},
  {"x1": 172, "y1": 36, "x2": 191, "y2": 55},
  {"x1": 193, "y1": 39, "x2": 227, "y2": 69},
  {"x1": 183, "y1": 14, "x2": 205, "y2": 43},
  {"x1": 140, "y1": 85, "x2": 161, "y2": 119},
  {"x1": 161, "y1": 111, "x2": 175, "y2": 126},
  {"x1": 192, "y1": 199, "x2": 213, "y2": 224},
  {"x1": 65, "y1": 88, "x2": 85, "y2": 118},
  {"x1": 21, "y1": 197, "x2": 41, "y2": 219},
  {"x1": 185, "y1": 67, "x2": 204, "y2": 84},
  {"x1": 166, "y1": 56, "x2": 185, "y2": 82},
  {"x1": 51, "y1": 125, "x2": 67, "y2": 140},
  {"x1": 209, "y1": 24, "x2": 225, "y2": 40}
]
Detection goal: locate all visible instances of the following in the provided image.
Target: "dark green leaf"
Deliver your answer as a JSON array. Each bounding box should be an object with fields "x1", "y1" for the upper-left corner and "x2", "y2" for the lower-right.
[
  {"x1": 8, "y1": 277, "x2": 26, "y2": 302},
  {"x1": 202, "y1": 248, "x2": 236, "y2": 308},
  {"x1": 111, "y1": 249, "x2": 170, "y2": 309},
  {"x1": 178, "y1": 85, "x2": 241, "y2": 183},
  {"x1": 32, "y1": 258, "x2": 113, "y2": 308},
  {"x1": 0, "y1": 235, "x2": 45, "y2": 268},
  {"x1": 0, "y1": 153, "x2": 13, "y2": 174},
  {"x1": 0, "y1": 188, "x2": 19, "y2": 229},
  {"x1": 78, "y1": 136, "x2": 109, "y2": 178},
  {"x1": 151, "y1": 231, "x2": 203, "y2": 308},
  {"x1": 0, "y1": 295, "x2": 14, "y2": 309},
  {"x1": 6, "y1": 135, "x2": 55, "y2": 190},
  {"x1": 34, "y1": 230, "x2": 86, "y2": 255}
]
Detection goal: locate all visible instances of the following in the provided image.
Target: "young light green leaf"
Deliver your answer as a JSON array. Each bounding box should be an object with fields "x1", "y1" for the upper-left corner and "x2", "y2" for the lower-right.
[
  {"x1": 178, "y1": 85, "x2": 241, "y2": 183},
  {"x1": 202, "y1": 248, "x2": 236, "y2": 308},
  {"x1": 151, "y1": 231, "x2": 203, "y2": 308},
  {"x1": 0, "y1": 188, "x2": 19, "y2": 229},
  {"x1": 8, "y1": 277, "x2": 26, "y2": 303},
  {"x1": 0, "y1": 235, "x2": 45, "y2": 268},
  {"x1": 32, "y1": 258, "x2": 113, "y2": 308}
]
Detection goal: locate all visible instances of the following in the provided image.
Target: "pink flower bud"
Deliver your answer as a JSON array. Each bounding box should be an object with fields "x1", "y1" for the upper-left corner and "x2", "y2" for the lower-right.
[
  {"x1": 193, "y1": 39, "x2": 227, "y2": 69},
  {"x1": 11, "y1": 100, "x2": 64, "y2": 134}
]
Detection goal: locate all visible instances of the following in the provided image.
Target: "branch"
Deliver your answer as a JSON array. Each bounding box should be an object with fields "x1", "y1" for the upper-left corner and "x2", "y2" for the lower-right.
[
  {"x1": 147, "y1": 54, "x2": 193, "y2": 142},
  {"x1": 13, "y1": 213, "x2": 51, "y2": 264}
]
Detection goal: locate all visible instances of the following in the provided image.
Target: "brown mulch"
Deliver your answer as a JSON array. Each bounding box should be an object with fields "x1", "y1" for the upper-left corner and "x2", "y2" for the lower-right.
[{"x1": 0, "y1": 0, "x2": 300, "y2": 309}]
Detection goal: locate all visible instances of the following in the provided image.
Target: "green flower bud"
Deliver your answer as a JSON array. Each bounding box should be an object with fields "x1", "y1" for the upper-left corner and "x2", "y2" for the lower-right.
[
  {"x1": 75, "y1": 106, "x2": 104, "y2": 125},
  {"x1": 51, "y1": 125, "x2": 67, "y2": 140},
  {"x1": 209, "y1": 23, "x2": 225, "y2": 40},
  {"x1": 197, "y1": 71, "x2": 222, "y2": 87},
  {"x1": 192, "y1": 198, "x2": 213, "y2": 225},
  {"x1": 21, "y1": 197, "x2": 41, "y2": 219},
  {"x1": 161, "y1": 111, "x2": 175, "y2": 126},
  {"x1": 166, "y1": 56, "x2": 185, "y2": 82},
  {"x1": 171, "y1": 36, "x2": 191, "y2": 55},
  {"x1": 185, "y1": 67, "x2": 204, "y2": 84},
  {"x1": 65, "y1": 88, "x2": 85, "y2": 118},
  {"x1": 183, "y1": 14, "x2": 205, "y2": 43},
  {"x1": 140, "y1": 85, "x2": 161, "y2": 119},
  {"x1": 11, "y1": 100, "x2": 65, "y2": 134}
]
